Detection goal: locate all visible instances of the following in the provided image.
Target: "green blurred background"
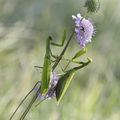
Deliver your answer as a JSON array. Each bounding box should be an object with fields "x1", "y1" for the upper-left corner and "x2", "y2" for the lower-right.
[{"x1": 0, "y1": 0, "x2": 120, "y2": 120}]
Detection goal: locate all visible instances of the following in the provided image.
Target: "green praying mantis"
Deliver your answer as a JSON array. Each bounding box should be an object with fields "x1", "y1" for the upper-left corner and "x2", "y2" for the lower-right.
[
  {"x1": 9, "y1": 30, "x2": 92, "y2": 120},
  {"x1": 9, "y1": 30, "x2": 68, "y2": 120}
]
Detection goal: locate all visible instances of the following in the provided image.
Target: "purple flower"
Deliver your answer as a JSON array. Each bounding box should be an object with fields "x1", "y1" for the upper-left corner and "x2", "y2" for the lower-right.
[
  {"x1": 46, "y1": 72, "x2": 59, "y2": 99},
  {"x1": 35, "y1": 72, "x2": 59, "y2": 100},
  {"x1": 72, "y1": 13, "x2": 95, "y2": 48},
  {"x1": 50, "y1": 72, "x2": 59, "y2": 86}
]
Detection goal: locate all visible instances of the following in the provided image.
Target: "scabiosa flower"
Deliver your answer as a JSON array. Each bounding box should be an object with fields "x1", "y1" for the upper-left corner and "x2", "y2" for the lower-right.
[
  {"x1": 72, "y1": 13, "x2": 95, "y2": 48},
  {"x1": 50, "y1": 72, "x2": 59, "y2": 87},
  {"x1": 45, "y1": 72, "x2": 60, "y2": 99},
  {"x1": 35, "y1": 72, "x2": 59, "y2": 100}
]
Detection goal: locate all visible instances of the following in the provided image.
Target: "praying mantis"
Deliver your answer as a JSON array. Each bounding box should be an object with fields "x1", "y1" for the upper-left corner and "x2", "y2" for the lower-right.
[
  {"x1": 9, "y1": 30, "x2": 92, "y2": 120},
  {"x1": 9, "y1": 30, "x2": 68, "y2": 120}
]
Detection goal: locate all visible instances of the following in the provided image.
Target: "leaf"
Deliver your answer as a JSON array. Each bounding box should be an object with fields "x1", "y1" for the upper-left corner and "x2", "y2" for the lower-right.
[
  {"x1": 72, "y1": 48, "x2": 87, "y2": 60},
  {"x1": 55, "y1": 70, "x2": 75, "y2": 104}
]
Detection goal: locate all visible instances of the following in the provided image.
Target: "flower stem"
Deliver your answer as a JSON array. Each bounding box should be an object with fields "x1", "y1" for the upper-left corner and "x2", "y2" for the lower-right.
[{"x1": 19, "y1": 92, "x2": 38, "y2": 120}]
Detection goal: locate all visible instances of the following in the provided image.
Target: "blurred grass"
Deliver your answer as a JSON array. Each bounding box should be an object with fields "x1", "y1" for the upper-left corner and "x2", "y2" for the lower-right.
[{"x1": 0, "y1": 0, "x2": 120, "y2": 120}]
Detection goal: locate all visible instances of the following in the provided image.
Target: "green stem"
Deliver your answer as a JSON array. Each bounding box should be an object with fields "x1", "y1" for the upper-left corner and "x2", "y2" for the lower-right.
[
  {"x1": 19, "y1": 93, "x2": 38, "y2": 120},
  {"x1": 9, "y1": 82, "x2": 40, "y2": 120}
]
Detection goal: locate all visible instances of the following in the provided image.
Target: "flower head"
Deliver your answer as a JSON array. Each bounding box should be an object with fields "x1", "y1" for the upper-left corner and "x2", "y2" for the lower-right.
[
  {"x1": 50, "y1": 72, "x2": 59, "y2": 86},
  {"x1": 46, "y1": 72, "x2": 59, "y2": 99},
  {"x1": 72, "y1": 13, "x2": 95, "y2": 48},
  {"x1": 35, "y1": 72, "x2": 59, "y2": 100}
]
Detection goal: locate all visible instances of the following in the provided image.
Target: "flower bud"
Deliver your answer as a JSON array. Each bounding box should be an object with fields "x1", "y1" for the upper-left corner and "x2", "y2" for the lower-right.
[{"x1": 84, "y1": 0, "x2": 100, "y2": 12}]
